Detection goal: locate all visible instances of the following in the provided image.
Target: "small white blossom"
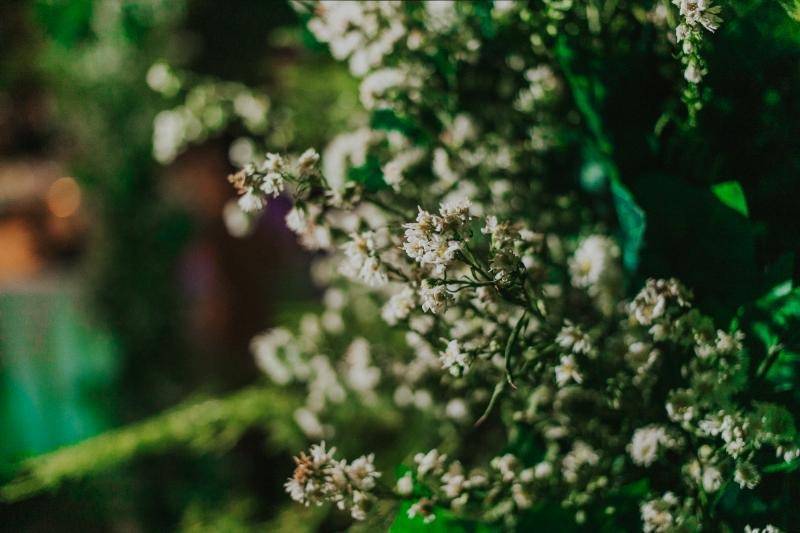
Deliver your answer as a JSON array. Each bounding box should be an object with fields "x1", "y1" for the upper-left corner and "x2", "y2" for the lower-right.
[
  {"x1": 556, "y1": 321, "x2": 593, "y2": 356},
  {"x1": 297, "y1": 148, "x2": 320, "y2": 175},
  {"x1": 628, "y1": 426, "x2": 677, "y2": 467},
  {"x1": 640, "y1": 492, "x2": 679, "y2": 533},
  {"x1": 555, "y1": 354, "x2": 583, "y2": 387},
  {"x1": 745, "y1": 525, "x2": 783, "y2": 533},
  {"x1": 415, "y1": 449, "x2": 447, "y2": 477},
  {"x1": 569, "y1": 235, "x2": 620, "y2": 289},
  {"x1": 734, "y1": 462, "x2": 760, "y2": 489},
  {"x1": 238, "y1": 188, "x2": 265, "y2": 213},
  {"x1": 396, "y1": 473, "x2": 414, "y2": 496},
  {"x1": 419, "y1": 281, "x2": 450, "y2": 314},
  {"x1": 440, "y1": 339, "x2": 469, "y2": 376},
  {"x1": 562, "y1": 441, "x2": 599, "y2": 483},
  {"x1": 382, "y1": 286, "x2": 416, "y2": 325},
  {"x1": 672, "y1": 0, "x2": 723, "y2": 32}
]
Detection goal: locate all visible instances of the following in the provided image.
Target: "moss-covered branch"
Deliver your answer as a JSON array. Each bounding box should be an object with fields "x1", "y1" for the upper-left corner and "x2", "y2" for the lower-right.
[{"x1": 2, "y1": 385, "x2": 302, "y2": 502}]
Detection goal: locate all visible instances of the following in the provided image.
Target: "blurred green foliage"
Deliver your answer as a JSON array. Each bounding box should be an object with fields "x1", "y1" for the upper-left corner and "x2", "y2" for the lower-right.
[
  {"x1": 2, "y1": 386, "x2": 302, "y2": 501},
  {"x1": 0, "y1": 289, "x2": 117, "y2": 463}
]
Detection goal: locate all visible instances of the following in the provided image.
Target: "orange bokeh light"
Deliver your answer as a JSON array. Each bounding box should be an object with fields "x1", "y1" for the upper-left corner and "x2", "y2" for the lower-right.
[{"x1": 46, "y1": 177, "x2": 81, "y2": 218}]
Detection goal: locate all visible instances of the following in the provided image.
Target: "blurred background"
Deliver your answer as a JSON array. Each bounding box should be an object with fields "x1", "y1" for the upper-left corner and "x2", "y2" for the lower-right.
[{"x1": 0, "y1": 1, "x2": 360, "y2": 530}]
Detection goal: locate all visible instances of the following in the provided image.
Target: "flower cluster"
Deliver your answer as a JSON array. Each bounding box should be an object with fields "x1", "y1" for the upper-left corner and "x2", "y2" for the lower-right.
[
  {"x1": 149, "y1": 63, "x2": 270, "y2": 164},
  {"x1": 671, "y1": 0, "x2": 724, "y2": 120},
  {"x1": 212, "y1": 2, "x2": 798, "y2": 530},
  {"x1": 402, "y1": 201, "x2": 471, "y2": 276},
  {"x1": 285, "y1": 442, "x2": 381, "y2": 520}
]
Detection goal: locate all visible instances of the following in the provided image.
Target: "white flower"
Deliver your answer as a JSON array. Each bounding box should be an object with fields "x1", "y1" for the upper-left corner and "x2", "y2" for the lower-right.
[
  {"x1": 491, "y1": 454, "x2": 519, "y2": 483},
  {"x1": 285, "y1": 206, "x2": 307, "y2": 233},
  {"x1": 441, "y1": 461, "x2": 466, "y2": 498},
  {"x1": 407, "y1": 499, "x2": 436, "y2": 523},
  {"x1": 424, "y1": 0, "x2": 459, "y2": 33},
  {"x1": 234, "y1": 93, "x2": 268, "y2": 128},
  {"x1": 146, "y1": 61, "x2": 180, "y2": 95},
  {"x1": 569, "y1": 235, "x2": 620, "y2": 289},
  {"x1": 260, "y1": 152, "x2": 285, "y2": 173},
  {"x1": 734, "y1": 462, "x2": 760, "y2": 489},
  {"x1": 702, "y1": 465, "x2": 722, "y2": 492},
  {"x1": 382, "y1": 286, "x2": 416, "y2": 325},
  {"x1": 440, "y1": 339, "x2": 469, "y2": 376},
  {"x1": 562, "y1": 441, "x2": 600, "y2": 483},
  {"x1": 745, "y1": 525, "x2": 783, "y2": 533},
  {"x1": 640, "y1": 492, "x2": 679, "y2": 533},
  {"x1": 238, "y1": 189, "x2": 265, "y2": 212},
  {"x1": 672, "y1": 0, "x2": 723, "y2": 32},
  {"x1": 402, "y1": 206, "x2": 465, "y2": 275},
  {"x1": 382, "y1": 148, "x2": 424, "y2": 189},
  {"x1": 555, "y1": 354, "x2": 583, "y2": 386},
  {"x1": 285, "y1": 205, "x2": 333, "y2": 251},
  {"x1": 445, "y1": 398, "x2": 469, "y2": 421},
  {"x1": 340, "y1": 231, "x2": 388, "y2": 287},
  {"x1": 432, "y1": 147, "x2": 459, "y2": 184},
  {"x1": 322, "y1": 128, "x2": 374, "y2": 191},
  {"x1": 297, "y1": 148, "x2": 320, "y2": 175},
  {"x1": 629, "y1": 278, "x2": 691, "y2": 326},
  {"x1": 359, "y1": 67, "x2": 406, "y2": 109},
  {"x1": 534, "y1": 461, "x2": 553, "y2": 479},
  {"x1": 684, "y1": 62, "x2": 704, "y2": 84},
  {"x1": 415, "y1": 449, "x2": 447, "y2": 477},
  {"x1": 419, "y1": 281, "x2": 450, "y2": 314},
  {"x1": 347, "y1": 453, "x2": 381, "y2": 491},
  {"x1": 152, "y1": 109, "x2": 185, "y2": 163},
  {"x1": 556, "y1": 322, "x2": 593, "y2": 355},
  {"x1": 259, "y1": 172, "x2": 284, "y2": 197},
  {"x1": 628, "y1": 426, "x2": 677, "y2": 467},
  {"x1": 492, "y1": 0, "x2": 517, "y2": 16},
  {"x1": 222, "y1": 199, "x2": 252, "y2": 238},
  {"x1": 285, "y1": 442, "x2": 381, "y2": 521},
  {"x1": 396, "y1": 473, "x2": 414, "y2": 496},
  {"x1": 251, "y1": 327, "x2": 301, "y2": 385},
  {"x1": 294, "y1": 408, "x2": 326, "y2": 439},
  {"x1": 344, "y1": 338, "x2": 381, "y2": 393},
  {"x1": 305, "y1": 1, "x2": 406, "y2": 76}
]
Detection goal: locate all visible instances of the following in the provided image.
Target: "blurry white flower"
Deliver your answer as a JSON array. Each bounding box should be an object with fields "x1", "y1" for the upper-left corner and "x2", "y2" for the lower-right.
[
  {"x1": 440, "y1": 340, "x2": 469, "y2": 376},
  {"x1": 555, "y1": 355, "x2": 583, "y2": 386},
  {"x1": 640, "y1": 492, "x2": 679, "y2": 533},
  {"x1": 222, "y1": 199, "x2": 253, "y2": 238},
  {"x1": 568, "y1": 235, "x2": 620, "y2": 289},
  {"x1": 396, "y1": 473, "x2": 414, "y2": 496},
  {"x1": 382, "y1": 285, "x2": 416, "y2": 325}
]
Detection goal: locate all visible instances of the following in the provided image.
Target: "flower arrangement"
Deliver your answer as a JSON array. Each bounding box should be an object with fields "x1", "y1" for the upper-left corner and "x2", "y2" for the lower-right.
[
  {"x1": 5, "y1": 1, "x2": 799, "y2": 531},
  {"x1": 211, "y1": 2, "x2": 799, "y2": 530}
]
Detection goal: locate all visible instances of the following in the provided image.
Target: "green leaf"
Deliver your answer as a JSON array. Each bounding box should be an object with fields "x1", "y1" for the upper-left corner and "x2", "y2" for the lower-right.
[
  {"x1": 777, "y1": 0, "x2": 800, "y2": 21},
  {"x1": 348, "y1": 155, "x2": 387, "y2": 192},
  {"x1": 712, "y1": 181, "x2": 749, "y2": 217},
  {"x1": 611, "y1": 177, "x2": 646, "y2": 272}
]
